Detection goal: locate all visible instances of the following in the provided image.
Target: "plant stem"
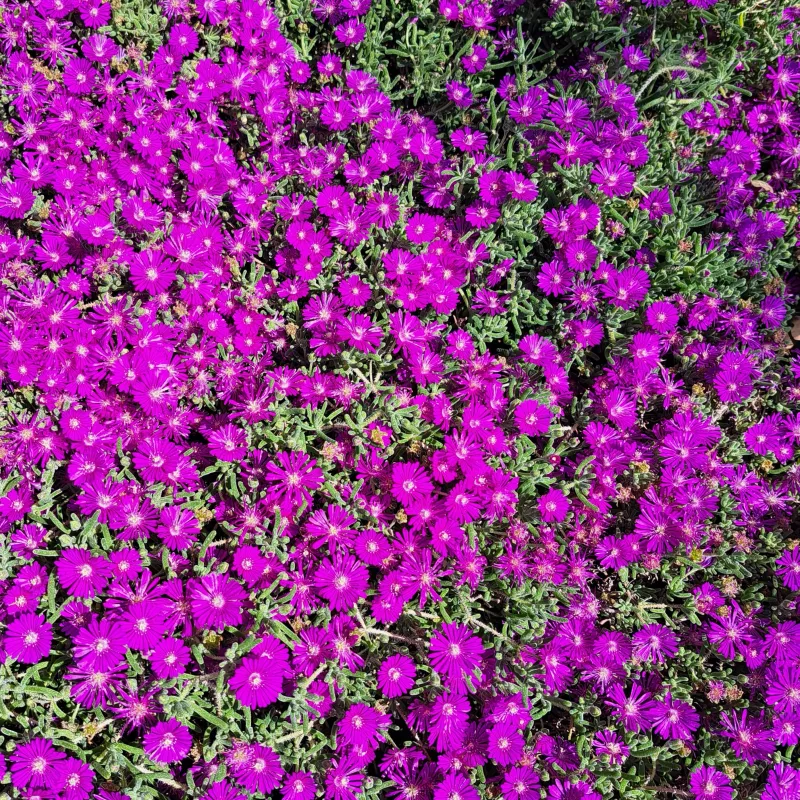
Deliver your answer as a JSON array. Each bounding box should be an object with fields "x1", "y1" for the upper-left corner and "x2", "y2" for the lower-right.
[{"x1": 635, "y1": 65, "x2": 705, "y2": 101}]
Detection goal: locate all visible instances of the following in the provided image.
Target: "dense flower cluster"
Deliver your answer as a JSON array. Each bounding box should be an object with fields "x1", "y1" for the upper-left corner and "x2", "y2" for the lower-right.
[
  {"x1": 308, "y1": 0, "x2": 370, "y2": 47},
  {"x1": 437, "y1": 0, "x2": 526, "y2": 32},
  {"x1": 0, "y1": 0, "x2": 798, "y2": 798}
]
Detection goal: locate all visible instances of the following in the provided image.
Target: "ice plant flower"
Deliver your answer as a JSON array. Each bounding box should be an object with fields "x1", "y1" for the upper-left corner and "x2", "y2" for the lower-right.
[{"x1": 143, "y1": 719, "x2": 192, "y2": 764}]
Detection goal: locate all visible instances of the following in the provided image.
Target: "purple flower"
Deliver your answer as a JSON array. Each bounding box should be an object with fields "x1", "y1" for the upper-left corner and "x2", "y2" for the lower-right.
[
  {"x1": 462, "y1": 44, "x2": 488, "y2": 73},
  {"x1": 282, "y1": 772, "x2": 317, "y2": 800},
  {"x1": 158, "y1": 506, "x2": 201, "y2": 550},
  {"x1": 325, "y1": 754, "x2": 364, "y2": 800},
  {"x1": 538, "y1": 489, "x2": 570, "y2": 523},
  {"x1": 208, "y1": 424, "x2": 249, "y2": 461},
  {"x1": 338, "y1": 703, "x2": 390, "y2": 750},
  {"x1": 378, "y1": 654, "x2": 417, "y2": 698},
  {"x1": 646, "y1": 301, "x2": 680, "y2": 333},
  {"x1": 777, "y1": 546, "x2": 800, "y2": 590},
  {"x1": 143, "y1": 719, "x2": 192, "y2": 764},
  {"x1": 593, "y1": 729, "x2": 629, "y2": 765},
  {"x1": 429, "y1": 623, "x2": 485, "y2": 691},
  {"x1": 56, "y1": 549, "x2": 109, "y2": 598},
  {"x1": 230, "y1": 637, "x2": 289, "y2": 708},
  {"x1": 765, "y1": 665, "x2": 800, "y2": 714},
  {"x1": 428, "y1": 692, "x2": 470, "y2": 752},
  {"x1": 501, "y1": 766, "x2": 541, "y2": 800},
  {"x1": 650, "y1": 692, "x2": 700, "y2": 740},
  {"x1": 606, "y1": 683, "x2": 656, "y2": 733},
  {"x1": 447, "y1": 80, "x2": 474, "y2": 107},
  {"x1": 641, "y1": 188, "x2": 673, "y2": 220},
  {"x1": 434, "y1": 773, "x2": 480, "y2": 800},
  {"x1": 73, "y1": 617, "x2": 126, "y2": 671},
  {"x1": 632, "y1": 624, "x2": 679, "y2": 663},
  {"x1": 0, "y1": 0, "x2": 795, "y2": 795},
  {"x1": 54, "y1": 758, "x2": 94, "y2": 800},
  {"x1": 772, "y1": 711, "x2": 800, "y2": 745},
  {"x1": 189, "y1": 573, "x2": 247, "y2": 631},
  {"x1": 720, "y1": 709, "x2": 776, "y2": 764},
  {"x1": 591, "y1": 161, "x2": 636, "y2": 197},
  {"x1": 488, "y1": 722, "x2": 525, "y2": 766},
  {"x1": 231, "y1": 743, "x2": 284, "y2": 794},
  {"x1": 314, "y1": 554, "x2": 369, "y2": 611},
  {"x1": 10, "y1": 738, "x2": 65, "y2": 789},
  {"x1": 150, "y1": 638, "x2": 191, "y2": 679},
  {"x1": 760, "y1": 764, "x2": 800, "y2": 800},
  {"x1": 4, "y1": 613, "x2": 52, "y2": 664},
  {"x1": 547, "y1": 778, "x2": 601, "y2": 800},
  {"x1": 689, "y1": 766, "x2": 733, "y2": 800},
  {"x1": 515, "y1": 400, "x2": 553, "y2": 436},
  {"x1": 622, "y1": 45, "x2": 651, "y2": 71}
]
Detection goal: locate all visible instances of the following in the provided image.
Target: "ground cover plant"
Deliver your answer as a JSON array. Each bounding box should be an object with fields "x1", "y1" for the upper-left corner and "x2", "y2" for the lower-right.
[{"x1": 0, "y1": 0, "x2": 799, "y2": 798}]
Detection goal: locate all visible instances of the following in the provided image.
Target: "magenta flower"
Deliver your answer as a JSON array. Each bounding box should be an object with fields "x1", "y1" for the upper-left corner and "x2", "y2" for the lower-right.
[
  {"x1": 622, "y1": 45, "x2": 651, "y2": 71},
  {"x1": 720, "y1": 709, "x2": 776, "y2": 764},
  {"x1": 338, "y1": 703, "x2": 390, "y2": 750},
  {"x1": 646, "y1": 300, "x2": 680, "y2": 332},
  {"x1": 56, "y1": 549, "x2": 109, "y2": 598},
  {"x1": 590, "y1": 161, "x2": 635, "y2": 197},
  {"x1": 514, "y1": 399, "x2": 552, "y2": 436},
  {"x1": 150, "y1": 638, "x2": 191, "y2": 679},
  {"x1": 282, "y1": 772, "x2": 317, "y2": 800},
  {"x1": 538, "y1": 489, "x2": 570, "y2": 523},
  {"x1": 632, "y1": 624, "x2": 679, "y2": 663},
  {"x1": 378, "y1": 654, "x2": 417, "y2": 698},
  {"x1": 208, "y1": 424, "x2": 249, "y2": 461},
  {"x1": 641, "y1": 188, "x2": 673, "y2": 220},
  {"x1": 231, "y1": 743, "x2": 284, "y2": 794},
  {"x1": 0, "y1": 0, "x2": 795, "y2": 796},
  {"x1": 143, "y1": 719, "x2": 192, "y2": 764},
  {"x1": 314, "y1": 554, "x2": 369, "y2": 611},
  {"x1": 4, "y1": 613, "x2": 52, "y2": 664},
  {"x1": 230, "y1": 639, "x2": 289, "y2": 708},
  {"x1": 650, "y1": 692, "x2": 700, "y2": 739},
  {"x1": 765, "y1": 665, "x2": 800, "y2": 714},
  {"x1": 264, "y1": 451, "x2": 325, "y2": 508},
  {"x1": 777, "y1": 546, "x2": 800, "y2": 590},
  {"x1": 391, "y1": 462, "x2": 434, "y2": 505},
  {"x1": 689, "y1": 766, "x2": 733, "y2": 800},
  {"x1": 547, "y1": 779, "x2": 601, "y2": 800},
  {"x1": 119, "y1": 600, "x2": 172, "y2": 651},
  {"x1": 434, "y1": 773, "x2": 479, "y2": 800},
  {"x1": 501, "y1": 765, "x2": 541, "y2": 800},
  {"x1": 189, "y1": 573, "x2": 248, "y2": 631},
  {"x1": 10, "y1": 738, "x2": 65, "y2": 789},
  {"x1": 325, "y1": 754, "x2": 364, "y2": 800},
  {"x1": 606, "y1": 683, "x2": 656, "y2": 733},
  {"x1": 772, "y1": 707, "x2": 800, "y2": 745},
  {"x1": 429, "y1": 623, "x2": 484, "y2": 691},
  {"x1": 761, "y1": 765, "x2": 800, "y2": 800},
  {"x1": 593, "y1": 729, "x2": 629, "y2": 765},
  {"x1": 54, "y1": 758, "x2": 95, "y2": 800},
  {"x1": 428, "y1": 692, "x2": 470, "y2": 751},
  {"x1": 73, "y1": 617, "x2": 126, "y2": 671},
  {"x1": 488, "y1": 722, "x2": 525, "y2": 766},
  {"x1": 158, "y1": 506, "x2": 201, "y2": 550}
]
